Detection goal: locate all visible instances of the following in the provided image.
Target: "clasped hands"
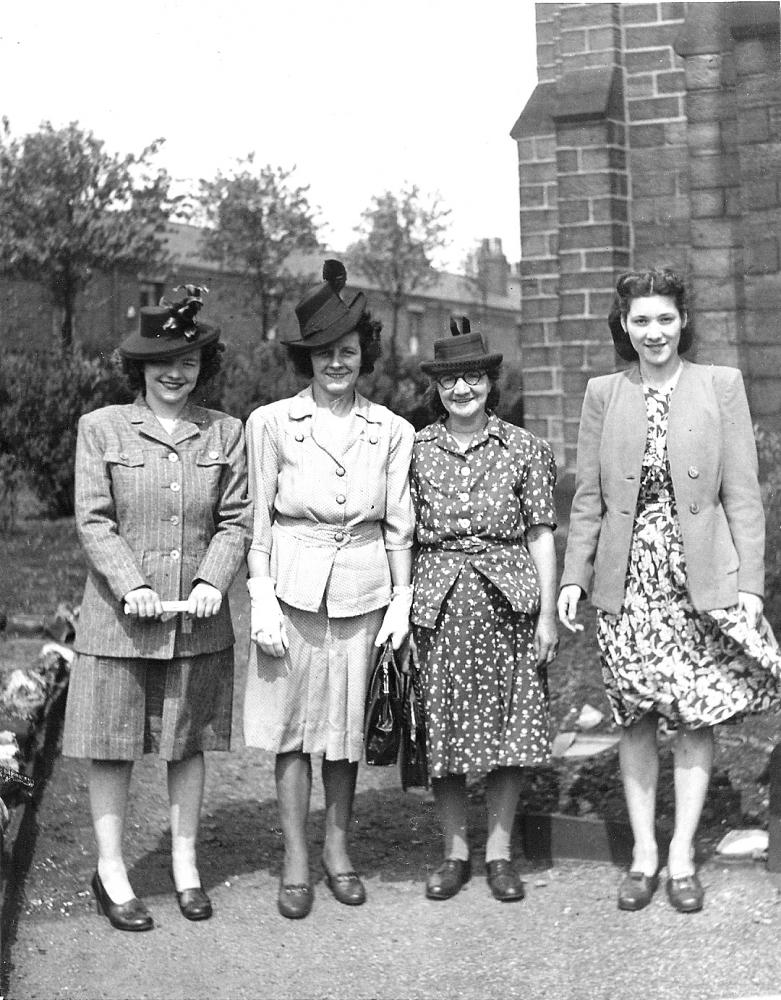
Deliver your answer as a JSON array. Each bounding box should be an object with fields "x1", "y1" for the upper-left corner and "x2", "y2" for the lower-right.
[{"x1": 123, "y1": 581, "x2": 223, "y2": 619}]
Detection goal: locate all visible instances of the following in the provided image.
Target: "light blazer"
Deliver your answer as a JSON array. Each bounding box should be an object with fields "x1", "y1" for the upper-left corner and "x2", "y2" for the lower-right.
[
  {"x1": 561, "y1": 360, "x2": 764, "y2": 614},
  {"x1": 74, "y1": 400, "x2": 252, "y2": 659}
]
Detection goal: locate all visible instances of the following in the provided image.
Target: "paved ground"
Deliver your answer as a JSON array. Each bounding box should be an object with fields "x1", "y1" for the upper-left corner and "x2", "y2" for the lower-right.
[{"x1": 6, "y1": 585, "x2": 781, "y2": 999}]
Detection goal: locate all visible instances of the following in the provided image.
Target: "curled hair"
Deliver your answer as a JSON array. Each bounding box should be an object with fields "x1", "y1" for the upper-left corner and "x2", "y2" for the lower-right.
[
  {"x1": 111, "y1": 341, "x2": 224, "y2": 395},
  {"x1": 285, "y1": 310, "x2": 383, "y2": 378},
  {"x1": 608, "y1": 267, "x2": 693, "y2": 362},
  {"x1": 426, "y1": 365, "x2": 502, "y2": 421}
]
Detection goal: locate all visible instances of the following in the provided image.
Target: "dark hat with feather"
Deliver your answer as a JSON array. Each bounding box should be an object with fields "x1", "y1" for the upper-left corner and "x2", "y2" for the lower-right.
[
  {"x1": 420, "y1": 316, "x2": 503, "y2": 376},
  {"x1": 283, "y1": 259, "x2": 367, "y2": 348},
  {"x1": 119, "y1": 285, "x2": 220, "y2": 360}
]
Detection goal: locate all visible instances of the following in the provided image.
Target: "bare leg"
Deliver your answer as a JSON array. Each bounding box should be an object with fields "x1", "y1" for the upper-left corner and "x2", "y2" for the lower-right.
[
  {"x1": 167, "y1": 752, "x2": 205, "y2": 891},
  {"x1": 668, "y1": 725, "x2": 713, "y2": 877},
  {"x1": 89, "y1": 759, "x2": 134, "y2": 904},
  {"x1": 321, "y1": 758, "x2": 359, "y2": 873},
  {"x1": 276, "y1": 751, "x2": 312, "y2": 884},
  {"x1": 485, "y1": 766, "x2": 523, "y2": 863},
  {"x1": 619, "y1": 715, "x2": 660, "y2": 876},
  {"x1": 432, "y1": 774, "x2": 469, "y2": 861}
]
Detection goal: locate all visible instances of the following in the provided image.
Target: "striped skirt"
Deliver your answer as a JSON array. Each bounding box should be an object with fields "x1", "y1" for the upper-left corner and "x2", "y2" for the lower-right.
[
  {"x1": 243, "y1": 601, "x2": 384, "y2": 762},
  {"x1": 62, "y1": 649, "x2": 234, "y2": 762}
]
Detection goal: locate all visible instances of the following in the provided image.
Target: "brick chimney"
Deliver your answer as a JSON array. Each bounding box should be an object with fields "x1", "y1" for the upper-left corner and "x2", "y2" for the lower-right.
[{"x1": 477, "y1": 238, "x2": 510, "y2": 297}]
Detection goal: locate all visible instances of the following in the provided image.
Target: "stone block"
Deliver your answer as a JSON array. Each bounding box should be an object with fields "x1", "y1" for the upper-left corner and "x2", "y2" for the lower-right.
[
  {"x1": 745, "y1": 238, "x2": 780, "y2": 276},
  {"x1": 593, "y1": 197, "x2": 628, "y2": 223},
  {"x1": 517, "y1": 320, "x2": 547, "y2": 342},
  {"x1": 738, "y1": 109, "x2": 770, "y2": 144},
  {"x1": 621, "y1": 3, "x2": 660, "y2": 25},
  {"x1": 521, "y1": 233, "x2": 551, "y2": 258},
  {"x1": 733, "y1": 37, "x2": 779, "y2": 77},
  {"x1": 625, "y1": 23, "x2": 680, "y2": 50},
  {"x1": 628, "y1": 95, "x2": 682, "y2": 122},
  {"x1": 689, "y1": 276, "x2": 740, "y2": 311},
  {"x1": 559, "y1": 200, "x2": 590, "y2": 225},
  {"x1": 559, "y1": 223, "x2": 628, "y2": 252},
  {"x1": 630, "y1": 197, "x2": 658, "y2": 224},
  {"x1": 521, "y1": 208, "x2": 559, "y2": 233},
  {"x1": 523, "y1": 370, "x2": 556, "y2": 393},
  {"x1": 665, "y1": 121, "x2": 688, "y2": 145},
  {"x1": 557, "y1": 119, "x2": 614, "y2": 149},
  {"x1": 521, "y1": 296, "x2": 559, "y2": 321},
  {"x1": 589, "y1": 290, "x2": 617, "y2": 316},
  {"x1": 519, "y1": 183, "x2": 546, "y2": 207},
  {"x1": 631, "y1": 170, "x2": 677, "y2": 197},
  {"x1": 561, "y1": 344, "x2": 586, "y2": 368},
  {"x1": 558, "y1": 173, "x2": 612, "y2": 200},
  {"x1": 562, "y1": 370, "x2": 592, "y2": 394},
  {"x1": 686, "y1": 91, "x2": 726, "y2": 123},
  {"x1": 561, "y1": 3, "x2": 617, "y2": 30},
  {"x1": 525, "y1": 393, "x2": 562, "y2": 418},
  {"x1": 685, "y1": 53, "x2": 724, "y2": 90},
  {"x1": 560, "y1": 292, "x2": 587, "y2": 316},
  {"x1": 561, "y1": 28, "x2": 588, "y2": 55},
  {"x1": 626, "y1": 74, "x2": 656, "y2": 100},
  {"x1": 587, "y1": 25, "x2": 621, "y2": 52},
  {"x1": 556, "y1": 149, "x2": 579, "y2": 174},
  {"x1": 688, "y1": 155, "x2": 739, "y2": 189},
  {"x1": 690, "y1": 219, "x2": 737, "y2": 248},
  {"x1": 521, "y1": 160, "x2": 558, "y2": 184},
  {"x1": 625, "y1": 48, "x2": 672, "y2": 74},
  {"x1": 558, "y1": 251, "x2": 585, "y2": 273},
  {"x1": 581, "y1": 147, "x2": 626, "y2": 171},
  {"x1": 744, "y1": 179, "x2": 778, "y2": 210},
  {"x1": 661, "y1": 2, "x2": 685, "y2": 19},
  {"x1": 585, "y1": 250, "x2": 631, "y2": 269},
  {"x1": 630, "y1": 122, "x2": 666, "y2": 148},
  {"x1": 520, "y1": 345, "x2": 557, "y2": 368},
  {"x1": 686, "y1": 121, "x2": 723, "y2": 151},
  {"x1": 657, "y1": 70, "x2": 687, "y2": 94}
]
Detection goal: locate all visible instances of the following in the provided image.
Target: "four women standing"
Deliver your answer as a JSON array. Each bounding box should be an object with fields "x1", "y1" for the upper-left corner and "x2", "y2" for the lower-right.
[{"x1": 64, "y1": 263, "x2": 779, "y2": 926}]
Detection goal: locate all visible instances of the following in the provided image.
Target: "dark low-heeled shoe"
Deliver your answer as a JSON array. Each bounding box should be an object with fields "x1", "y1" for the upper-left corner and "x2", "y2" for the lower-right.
[
  {"x1": 322, "y1": 864, "x2": 366, "y2": 906},
  {"x1": 486, "y1": 859, "x2": 525, "y2": 902},
  {"x1": 667, "y1": 873, "x2": 704, "y2": 913},
  {"x1": 617, "y1": 871, "x2": 660, "y2": 911},
  {"x1": 425, "y1": 858, "x2": 471, "y2": 901},
  {"x1": 91, "y1": 871, "x2": 154, "y2": 932},
  {"x1": 174, "y1": 885, "x2": 213, "y2": 921},
  {"x1": 277, "y1": 880, "x2": 313, "y2": 919}
]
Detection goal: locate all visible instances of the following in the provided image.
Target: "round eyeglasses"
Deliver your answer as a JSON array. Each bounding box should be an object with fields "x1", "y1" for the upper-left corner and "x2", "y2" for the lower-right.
[{"x1": 437, "y1": 371, "x2": 484, "y2": 390}]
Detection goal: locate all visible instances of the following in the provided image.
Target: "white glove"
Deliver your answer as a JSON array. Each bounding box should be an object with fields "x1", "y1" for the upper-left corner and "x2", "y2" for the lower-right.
[
  {"x1": 247, "y1": 577, "x2": 289, "y2": 658},
  {"x1": 374, "y1": 585, "x2": 413, "y2": 650}
]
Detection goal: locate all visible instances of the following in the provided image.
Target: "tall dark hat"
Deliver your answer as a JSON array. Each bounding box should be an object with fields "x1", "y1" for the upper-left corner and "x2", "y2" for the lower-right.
[
  {"x1": 119, "y1": 285, "x2": 220, "y2": 360},
  {"x1": 419, "y1": 316, "x2": 503, "y2": 376},
  {"x1": 282, "y1": 260, "x2": 366, "y2": 347}
]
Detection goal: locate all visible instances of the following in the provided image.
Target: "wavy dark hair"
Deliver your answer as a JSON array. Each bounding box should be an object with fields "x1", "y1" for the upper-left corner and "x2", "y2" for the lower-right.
[
  {"x1": 285, "y1": 310, "x2": 383, "y2": 378},
  {"x1": 111, "y1": 341, "x2": 224, "y2": 395},
  {"x1": 425, "y1": 365, "x2": 502, "y2": 421},
  {"x1": 608, "y1": 267, "x2": 694, "y2": 362}
]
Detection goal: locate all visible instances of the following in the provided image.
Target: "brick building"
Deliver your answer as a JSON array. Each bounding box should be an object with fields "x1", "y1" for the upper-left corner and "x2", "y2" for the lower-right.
[
  {"x1": 0, "y1": 225, "x2": 520, "y2": 365},
  {"x1": 511, "y1": 1, "x2": 781, "y2": 476}
]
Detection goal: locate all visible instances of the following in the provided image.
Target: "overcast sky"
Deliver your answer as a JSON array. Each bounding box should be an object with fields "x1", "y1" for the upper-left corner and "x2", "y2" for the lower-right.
[{"x1": 0, "y1": 1, "x2": 538, "y2": 271}]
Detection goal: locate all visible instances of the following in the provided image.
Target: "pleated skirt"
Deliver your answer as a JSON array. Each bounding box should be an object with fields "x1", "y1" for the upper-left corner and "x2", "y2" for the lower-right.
[
  {"x1": 62, "y1": 649, "x2": 234, "y2": 762},
  {"x1": 243, "y1": 601, "x2": 384, "y2": 762}
]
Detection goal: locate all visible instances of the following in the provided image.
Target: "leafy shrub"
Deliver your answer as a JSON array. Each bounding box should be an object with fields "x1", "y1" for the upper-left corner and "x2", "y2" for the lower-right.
[
  {"x1": 755, "y1": 423, "x2": 781, "y2": 608},
  {"x1": 0, "y1": 349, "x2": 116, "y2": 517},
  {"x1": 219, "y1": 340, "x2": 305, "y2": 421}
]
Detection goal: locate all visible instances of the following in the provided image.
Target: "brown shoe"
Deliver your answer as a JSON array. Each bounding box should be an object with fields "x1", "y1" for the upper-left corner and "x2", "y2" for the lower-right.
[
  {"x1": 617, "y1": 871, "x2": 659, "y2": 911},
  {"x1": 486, "y1": 860, "x2": 524, "y2": 902},
  {"x1": 666, "y1": 873, "x2": 704, "y2": 913},
  {"x1": 425, "y1": 858, "x2": 471, "y2": 900}
]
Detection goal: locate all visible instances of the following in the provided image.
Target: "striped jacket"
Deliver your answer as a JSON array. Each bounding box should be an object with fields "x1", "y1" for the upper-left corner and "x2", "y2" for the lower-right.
[{"x1": 73, "y1": 400, "x2": 252, "y2": 659}]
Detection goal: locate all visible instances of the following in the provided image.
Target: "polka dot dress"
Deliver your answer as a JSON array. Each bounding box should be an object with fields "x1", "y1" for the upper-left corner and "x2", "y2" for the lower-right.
[{"x1": 411, "y1": 415, "x2": 556, "y2": 777}]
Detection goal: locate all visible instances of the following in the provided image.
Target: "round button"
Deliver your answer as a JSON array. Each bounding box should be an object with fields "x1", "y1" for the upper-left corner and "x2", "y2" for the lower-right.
[
  {"x1": 208, "y1": 450, "x2": 219, "y2": 460},
  {"x1": 458, "y1": 518, "x2": 471, "y2": 530},
  {"x1": 336, "y1": 467, "x2": 345, "y2": 477},
  {"x1": 459, "y1": 492, "x2": 470, "y2": 503},
  {"x1": 369, "y1": 436, "x2": 379, "y2": 445},
  {"x1": 170, "y1": 549, "x2": 180, "y2": 560},
  {"x1": 295, "y1": 433, "x2": 305, "y2": 443},
  {"x1": 334, "y1": 531, "x2": 345, "y2": 542},
  {"x1": 688, "y1": 466, "x2": 699, "y2": 479},
  {"x1": 336, "y1": 494, "x2": 346, "y2": 505},
  {"x1": 168, "y1": 453, "x2": 179, "y2": 463},
  {"x1": 170, "y1": 515, "x2": 179, "y2": 525},
  {"x1": 689, "y1": 502, "x2": 700, "y2": 514},
  {"x1": 460, "y1": 466, "x2": 471, "y2": 478},
  {"x1": 170, "y1": 482, "x2": 181, "y2": 492},
  {"x1": 119, "y1": 452, "x2": 128, "y2": 461}
]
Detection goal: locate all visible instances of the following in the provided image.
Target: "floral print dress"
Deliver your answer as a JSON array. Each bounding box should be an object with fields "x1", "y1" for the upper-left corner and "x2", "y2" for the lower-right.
[
  {"x1": 597, "y1": 385, "x2": 781, "y2": 728},
  {"x1": 411, "y1": 415, "x2": 556, "y2": 777}
]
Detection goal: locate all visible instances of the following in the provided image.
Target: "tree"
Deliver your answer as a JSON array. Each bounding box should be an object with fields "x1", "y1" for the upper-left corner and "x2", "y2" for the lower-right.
[
  {"x1": 0, "y1": 119, "x2": 176, "y2": 349},
  {"x1": 198, "y1": 158, "x2": 322, "y2": 340},
  {"x1": 347, "y1": 185, "x2": 450, "y2": 360}
]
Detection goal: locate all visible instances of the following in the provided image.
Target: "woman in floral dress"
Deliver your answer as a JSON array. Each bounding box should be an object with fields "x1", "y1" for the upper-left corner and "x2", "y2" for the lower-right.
[
  {"x1": 558, "y1": 267, "x2": 780, "y2": 914},
  {"x1": 411, "y1": 318, "x2": 558, "y2": 903}
]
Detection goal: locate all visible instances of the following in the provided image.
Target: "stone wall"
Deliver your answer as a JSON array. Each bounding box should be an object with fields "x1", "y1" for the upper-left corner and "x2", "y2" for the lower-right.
[{"x1": 512, "y1": 1, "x2": 781, "y2": 475}]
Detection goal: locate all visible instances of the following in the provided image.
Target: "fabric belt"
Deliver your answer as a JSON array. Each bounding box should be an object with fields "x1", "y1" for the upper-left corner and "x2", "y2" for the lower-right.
[{"x1": 273, "y1": 515, "x2": 382, "y2": 548}]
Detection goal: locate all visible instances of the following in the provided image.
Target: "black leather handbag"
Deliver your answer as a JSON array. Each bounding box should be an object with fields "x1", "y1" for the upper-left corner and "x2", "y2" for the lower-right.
[
  {"x1": 400, "y1": 652, "x2": 429, "y2": 790},
  {"x1": 364, "y1": 640, "x2": 404, "y2": 766}
]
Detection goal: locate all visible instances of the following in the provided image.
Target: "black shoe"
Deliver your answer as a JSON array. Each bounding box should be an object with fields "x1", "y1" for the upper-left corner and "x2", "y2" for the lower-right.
[
  {"x1": 169, "y1": 871, "x2": 212, "y2": 921},
  {"x1": 425, "y1": 858, "x2": 471, "y2": 900},
  {"x1": 667, "y1": 873, "x2": 704, "y2": 913},
  {"x1": 486, "y1": 859, "x2": 525, "y2": 902},
  {"x1": 617, "y1": 871, "x2": 659, "y2": 911},
  {"x1": 322, "y1": 864, "x2": 366, "y2": 906},
  {"x1": 91, "y1": 871, "x2": 154, "y2": 932},
  {"x1": 277, "y1": 880, "x2": 313, "y2": 919}
]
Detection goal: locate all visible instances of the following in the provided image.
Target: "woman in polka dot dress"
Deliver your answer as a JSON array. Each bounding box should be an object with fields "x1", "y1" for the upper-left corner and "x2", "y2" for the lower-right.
[{"x1": 411, "y1": 318, "x2": 558, "y2": 903}]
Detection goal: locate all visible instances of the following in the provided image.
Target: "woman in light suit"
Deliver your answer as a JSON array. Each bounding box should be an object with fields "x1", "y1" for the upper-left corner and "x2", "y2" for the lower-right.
[
  {"x1": 558, "y1": 267, "x2": 780, "y2": 914},
  {"x1": 244, "y1": 260, "x2": 415, "y2": 919},
  {"x1": 63, "y1": 287, "x2": 251, "y2": 930}
]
